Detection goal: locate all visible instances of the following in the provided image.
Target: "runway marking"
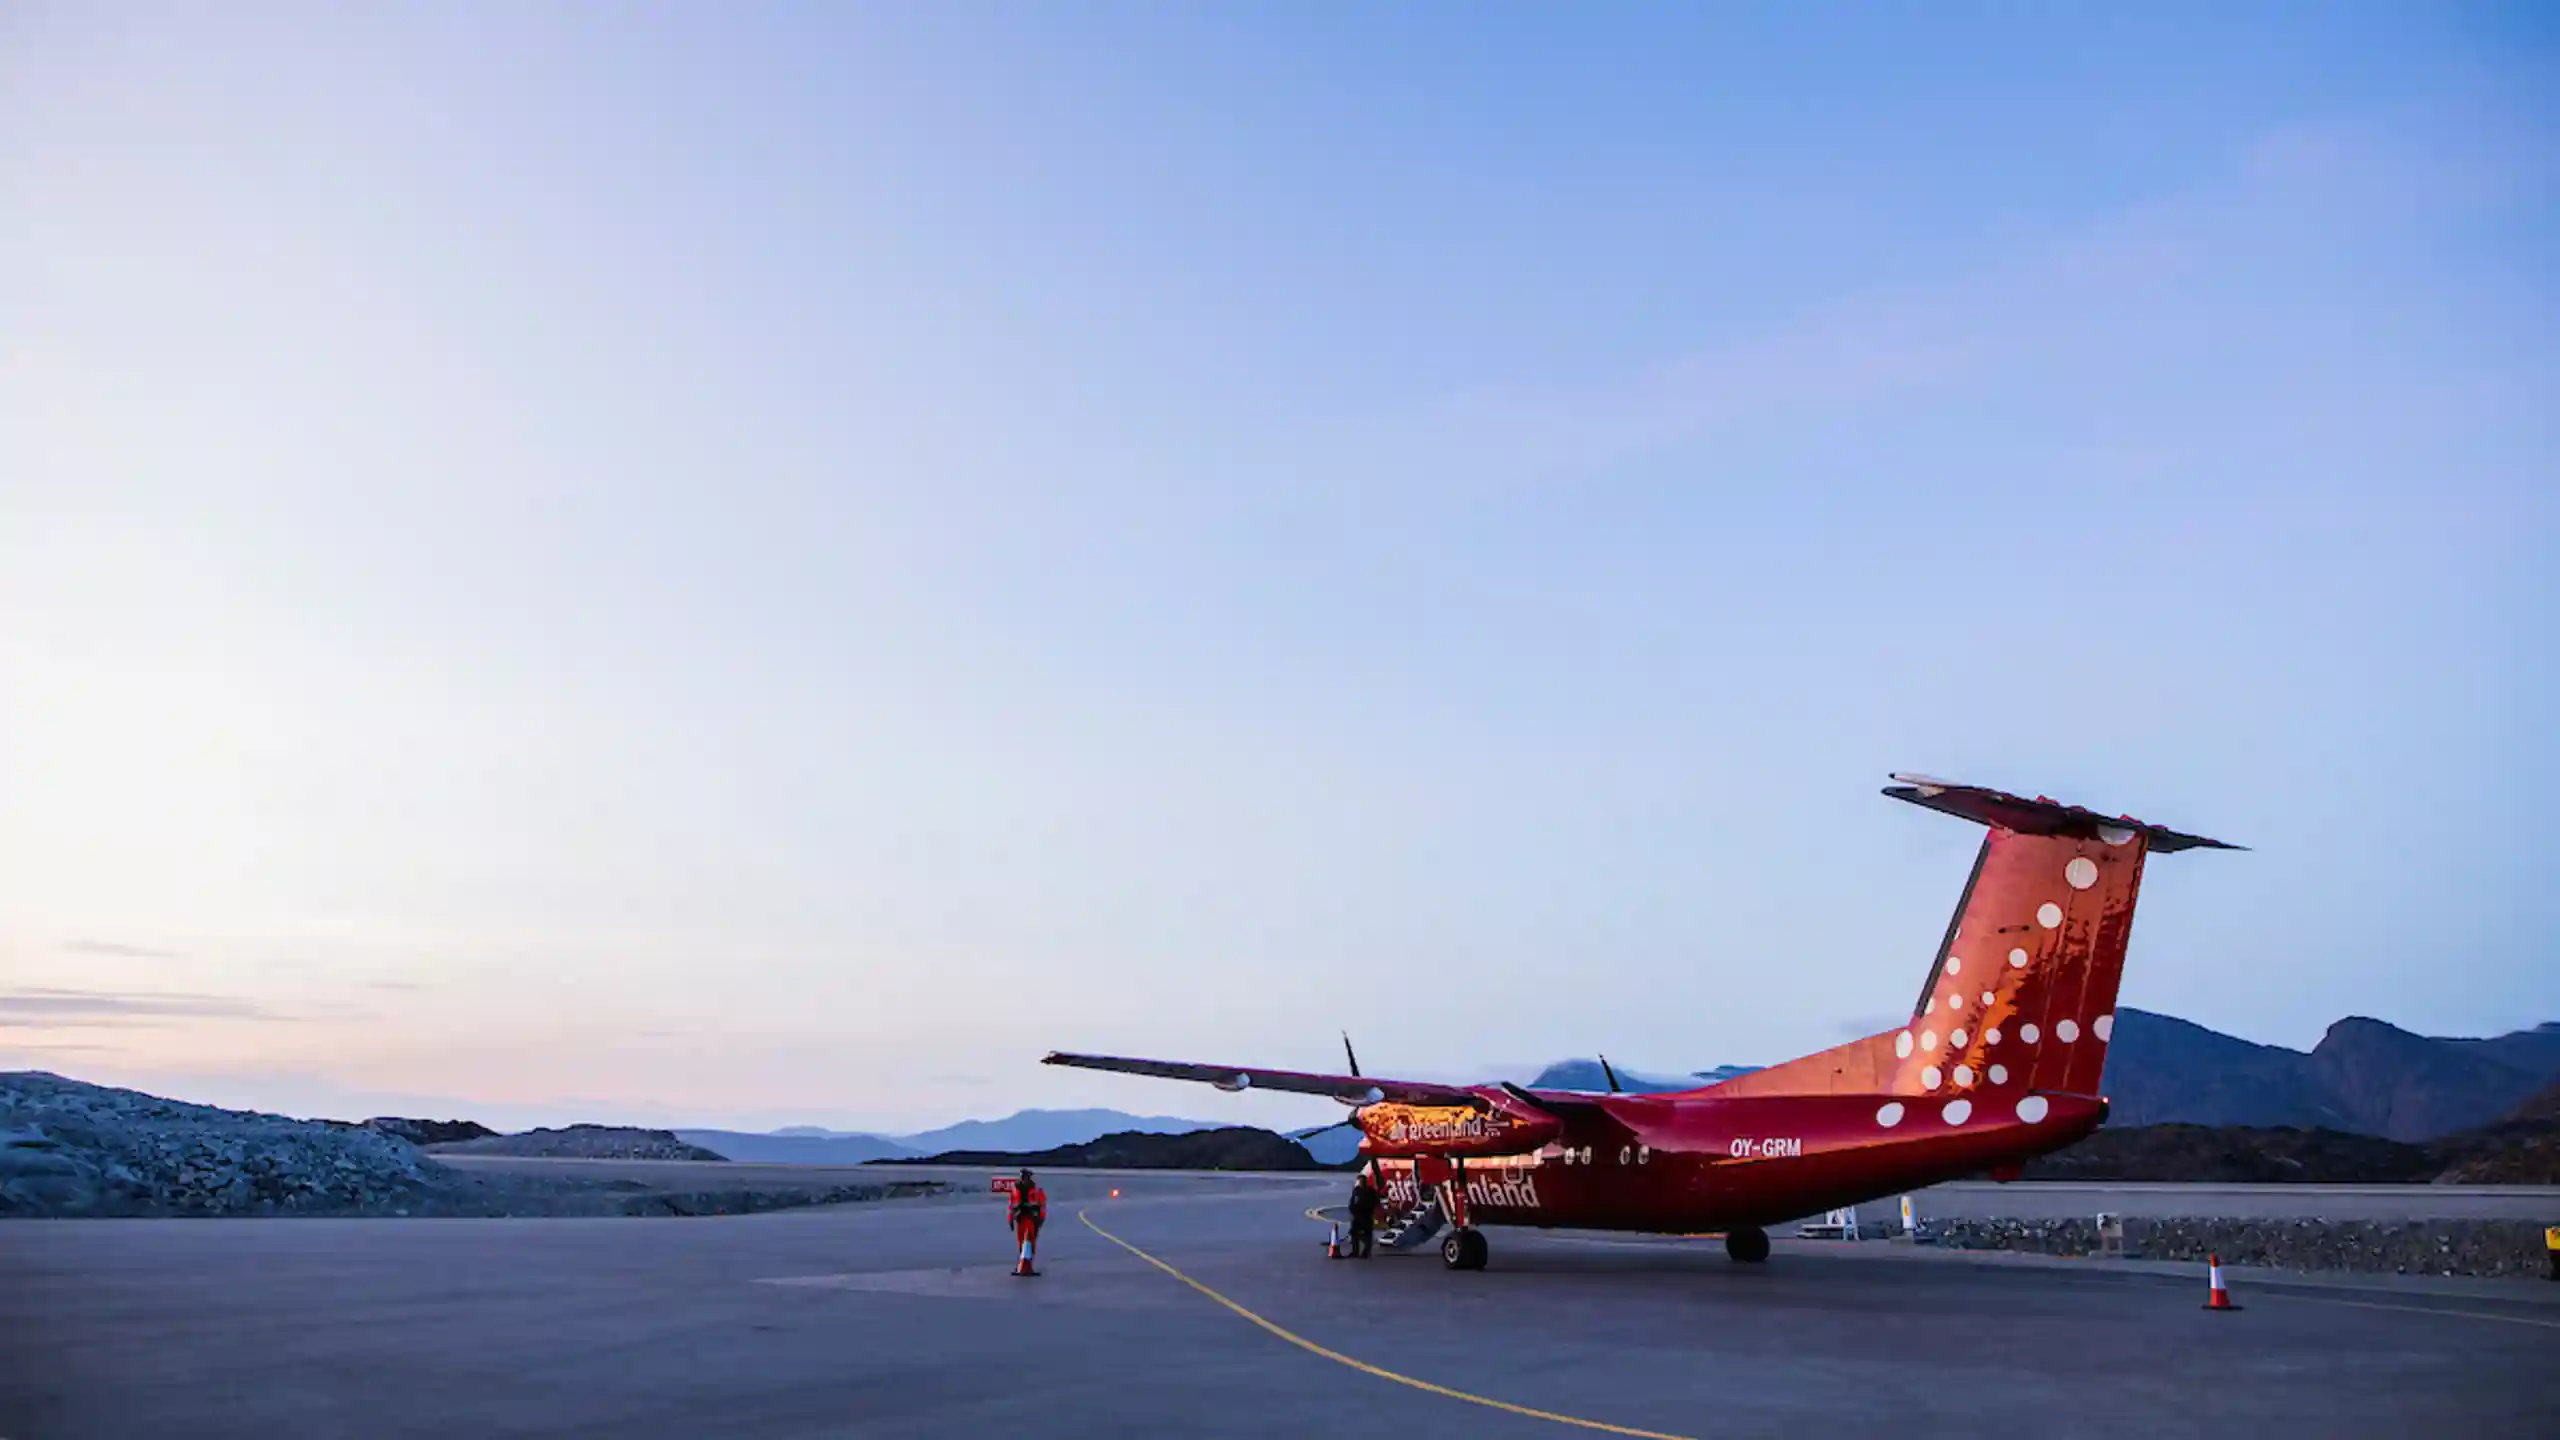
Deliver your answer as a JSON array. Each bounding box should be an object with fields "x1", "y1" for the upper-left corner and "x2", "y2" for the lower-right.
[
  {"x1": 2272, "y1": 1293, "x2": 2560, "y2": 1331},
  {"x1": 1078, "y1": 1209, "x2": 1698, "y2": 1440}
]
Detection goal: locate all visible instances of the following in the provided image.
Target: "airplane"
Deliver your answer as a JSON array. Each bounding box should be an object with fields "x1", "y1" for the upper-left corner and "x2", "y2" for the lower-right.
[{"x1": 1045, "y1": 774, "x2": 2239, "y2": 1271}]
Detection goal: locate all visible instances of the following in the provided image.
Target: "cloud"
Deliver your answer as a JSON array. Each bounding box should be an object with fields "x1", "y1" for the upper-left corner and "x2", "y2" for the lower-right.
[
  {"x1": 0, "y1": 988, "x2": 284, "y2": 1020},
  {"x1": 60, "y1": 939, "x2": 184, "y2": 960}
]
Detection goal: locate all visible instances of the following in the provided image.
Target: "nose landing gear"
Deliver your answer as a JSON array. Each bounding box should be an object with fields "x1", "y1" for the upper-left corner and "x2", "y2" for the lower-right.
[
  {"x1": 1725, "y1": 1225, "x2": 1770, "y2": 1264},
  {"x1": 1441, "y1": 1228, "x2": 1489, "y2": 1271}
]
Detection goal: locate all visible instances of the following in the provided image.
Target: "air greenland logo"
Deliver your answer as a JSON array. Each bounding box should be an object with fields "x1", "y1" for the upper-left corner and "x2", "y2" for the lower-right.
[
  {"x1": 1385, "y1": 1114, "x2": 1490, "y2": 1144},
  {"x1": 1381, "y1": 1169, "x2": 1542, "y2": 1211}
]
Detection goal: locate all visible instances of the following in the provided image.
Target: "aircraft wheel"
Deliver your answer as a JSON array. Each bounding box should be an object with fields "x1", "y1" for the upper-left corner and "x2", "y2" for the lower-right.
[
  {"x1": 1725, "y1": 1225, "x2": 1770, "y2": 1264},
  {"x1": 1442, "y1": 1229, "x2": 1489, "y2": 1271}
]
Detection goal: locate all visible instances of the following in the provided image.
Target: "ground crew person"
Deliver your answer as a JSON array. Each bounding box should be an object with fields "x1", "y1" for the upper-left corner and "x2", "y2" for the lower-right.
[
  {"x1": 1009, "y1": 1168, "x2": 1047, "y2": 1277},
  {"x1": 1348, "y1": 1173, "x2": 1379, "y2": 1259}
]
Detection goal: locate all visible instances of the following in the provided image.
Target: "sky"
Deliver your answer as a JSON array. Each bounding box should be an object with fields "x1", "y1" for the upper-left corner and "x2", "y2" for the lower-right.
[{"x1": 2, "y1": 3, "x2": 2553, "y2": 1133}]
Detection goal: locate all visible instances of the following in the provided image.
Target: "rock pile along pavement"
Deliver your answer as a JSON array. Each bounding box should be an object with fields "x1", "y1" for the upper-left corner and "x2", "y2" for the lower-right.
[{"x1": 1926, "y1": 1215, "x2": 2557, "y2": 1280}]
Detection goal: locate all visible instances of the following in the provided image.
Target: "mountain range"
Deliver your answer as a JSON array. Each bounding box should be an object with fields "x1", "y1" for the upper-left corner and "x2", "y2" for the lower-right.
[
  {"x1": 677, "y1": 1108, "x2": 1222, "y2": 1164},
  {"x1": 2098, "y1": 1010, "x2": 2560, "y2": 1140},
  {"x1": 1534, "y1": 1011, "x2": 2560, "y2": 1143},
  {"x1": 670, "y1": 1010, "x2": 2560, "y2": 1163}
]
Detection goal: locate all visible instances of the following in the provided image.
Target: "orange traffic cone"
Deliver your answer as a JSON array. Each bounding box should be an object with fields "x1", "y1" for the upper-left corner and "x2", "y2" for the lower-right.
[
  {"x1": 1326, "y1": 1223, "x2": 1344, "y2": 1258},
  {"x1": 2202, "y1": 1253, "x2": 2240, "y2": 1311}
]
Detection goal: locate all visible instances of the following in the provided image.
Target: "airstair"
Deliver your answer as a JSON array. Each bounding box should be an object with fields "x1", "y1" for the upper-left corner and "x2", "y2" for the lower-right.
[{"x1": 1375, "y1": 1194, "x2": 1446, "y2": 1250}]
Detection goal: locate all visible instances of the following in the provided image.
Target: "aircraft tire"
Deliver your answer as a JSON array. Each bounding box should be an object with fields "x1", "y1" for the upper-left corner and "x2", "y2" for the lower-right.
[
  {"x1": 1442, "y1": 1229, "x2": 1489, "y2": 1271},
  {"x1": 1725, "y1": 1225, "x2": 1770, "y2": 1264}
]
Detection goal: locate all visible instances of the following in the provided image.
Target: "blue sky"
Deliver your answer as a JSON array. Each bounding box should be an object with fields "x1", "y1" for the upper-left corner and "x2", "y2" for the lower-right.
[{"x1": 2, "y1": 4, "x2": 2552, "y2": 1131}]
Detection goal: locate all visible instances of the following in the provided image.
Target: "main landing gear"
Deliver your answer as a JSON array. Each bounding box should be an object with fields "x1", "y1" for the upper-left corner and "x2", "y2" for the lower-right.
[
  {"x1": 1725, "y1": 1225, "x2": 1770, "y2": 1264},
  {"x1": 1441, "y1": 1228, "x2": 1489, "y2": 1271}
]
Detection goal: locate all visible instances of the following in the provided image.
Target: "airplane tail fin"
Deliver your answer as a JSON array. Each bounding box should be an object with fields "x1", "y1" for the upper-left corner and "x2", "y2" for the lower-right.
[{"x1": 1702, "y1": 776, "x2": 2239, "y2": 1103}]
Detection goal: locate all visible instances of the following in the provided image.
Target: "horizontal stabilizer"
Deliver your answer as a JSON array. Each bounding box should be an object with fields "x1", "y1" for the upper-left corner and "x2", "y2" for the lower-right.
[
  {"x1": 1041, "y1": 1051, "x2": 1482, "y2": 1109},
  {"x1": 1885, "y1": 775, "x2": 2243, "y2": 853}
]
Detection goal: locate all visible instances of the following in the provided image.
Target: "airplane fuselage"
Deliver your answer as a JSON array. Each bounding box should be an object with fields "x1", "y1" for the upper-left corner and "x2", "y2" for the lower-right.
[{"x1": 1358, "y1": 1087, "x2": 2106, "y2": 1232}]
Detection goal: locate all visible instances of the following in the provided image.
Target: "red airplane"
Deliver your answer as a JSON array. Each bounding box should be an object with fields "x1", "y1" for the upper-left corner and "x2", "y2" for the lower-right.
[{"x1": 1045, "y1": 775, "x2": 2239, "y2": 1271}]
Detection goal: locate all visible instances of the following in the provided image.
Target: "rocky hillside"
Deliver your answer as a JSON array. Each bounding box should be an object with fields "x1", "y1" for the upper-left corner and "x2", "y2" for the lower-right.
[
  {"x1": 3, "y1": 1071, "x2": 447, "y2": 1217},
  {"x1": 2023, "y1": 1079, "x2": 2560, "y2": 1184},
  {"x1": 2020, "y1": 1124, "x2": 2437, "y2": 1183},
  {"x1": 2428, "y1": 1079, "x2": 2560, "y2": 1183},
  {"x1": 895, "y1": 1125, "x2": 1319, "y2": 1171},
  {"x1": 0, "y1": 1074, "x2": 957, "y2": 1218},
  {"x1": 428, "y1": 1125, "x2": 728, "y2": 1161}
]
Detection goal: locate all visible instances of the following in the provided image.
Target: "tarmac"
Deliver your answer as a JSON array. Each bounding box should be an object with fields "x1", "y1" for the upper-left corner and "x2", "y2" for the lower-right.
[{"x1": 5, "y1": 1169, "x2": 2556, "y2": 1438}]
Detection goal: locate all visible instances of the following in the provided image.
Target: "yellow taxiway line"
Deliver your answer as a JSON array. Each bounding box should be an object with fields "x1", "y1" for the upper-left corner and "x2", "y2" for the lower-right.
[{"x1": 1079, "y1": 1208, "x2": 1697, "y2": 1440}]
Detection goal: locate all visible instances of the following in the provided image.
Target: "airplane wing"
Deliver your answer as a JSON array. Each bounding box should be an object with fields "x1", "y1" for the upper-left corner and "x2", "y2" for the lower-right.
[{"x1": 1041, "y1": 1051, "x2": 1486, "y2": 1109}]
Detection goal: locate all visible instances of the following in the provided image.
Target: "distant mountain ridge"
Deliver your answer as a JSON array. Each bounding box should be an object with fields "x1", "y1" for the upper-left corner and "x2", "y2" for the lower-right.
[
  {"x1": 678, "y1": 1107, "x2": 1226, "y2": 1164},
  {"x1": 884, "y1": 1126, "x2": 1319, "y2": 1172},
  {"x1": 1529, "y1": 1059, "x2": 1762, "y2": 1093}
]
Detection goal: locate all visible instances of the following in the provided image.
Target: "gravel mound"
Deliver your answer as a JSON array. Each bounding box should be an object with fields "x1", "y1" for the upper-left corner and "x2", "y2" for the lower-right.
[
  {"x1": 429, "y1": 1125, "x2": 728, "y2": 1161},
  {"x1": 1929, "y1": 1215, "x2": 2557, "y2": 1280},
  {"x1": 2, "y1": 1071, "x2": 446, "y2": 1217}
]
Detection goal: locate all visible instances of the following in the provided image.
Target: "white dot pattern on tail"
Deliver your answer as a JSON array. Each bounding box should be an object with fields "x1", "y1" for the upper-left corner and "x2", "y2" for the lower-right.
[
  {"x1": 1988, "y1": 1064, "x2": 2008, "y2": 1084},
  {"x1": 2065, "y1": 857, "x2": 2099, "y2": 890},
  {"x1": 1943, "y1": 1099, "x2": 1972, "y2": 1125},
  {"x1": 1896, "y1": 1031, "x2": 1914, "y2": 1059},
  {"x1": 2056, "y1": 1018, "x2": 2080, "y2": 1043},
  {"x1": 2022, "y1": 1023, "x2": 2041, "y2": 1044},
  {"x1": 1953, "y1": 1064, "x2": 1975, "y2": 1086},
  {"x1": 2037, "y1": 903, "x2": 2063, "y2": 928},
  {"x1": 2009, "y1": 948, "x2": 2028, "y2": 969},
  {"x1": 2017, "y1": 1095, "x2": 2050, "y2": 1123},
  {"x1": 1876, "y1": 1102, "x2": 1905, "y2": 1128},
  {"x1": 2093, "y1": 1014, "x2": 2113, "y2": 1042},
  {"x1": 1921, "y1": 1066, "x2": 1942, "y2": 1090}
]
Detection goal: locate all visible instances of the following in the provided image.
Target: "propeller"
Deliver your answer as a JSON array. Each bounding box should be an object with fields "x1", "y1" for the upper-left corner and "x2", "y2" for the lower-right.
[
  {"x1": 1293, "y1": 1031, "x2": 1374, "y2": 1141},
  {"x1": 1599, "y1": 1053, "x2": 1623, "y2": 1095}
]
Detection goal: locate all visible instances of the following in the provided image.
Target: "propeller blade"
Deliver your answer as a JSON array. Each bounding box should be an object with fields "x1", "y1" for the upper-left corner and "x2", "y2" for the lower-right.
[
  {"x1": 1291, "y1": 1119, "x2": 1359, "y2": 1140},
  {"x1": 1342, "y1": 1031, "x2": 1362, "y2": 1079},
  {"x1": 1600, "y1": 1054, "x2": 1622, "y2": 1095}
]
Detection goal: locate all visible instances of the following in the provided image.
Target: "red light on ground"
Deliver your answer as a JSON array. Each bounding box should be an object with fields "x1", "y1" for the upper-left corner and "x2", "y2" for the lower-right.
[{"x1": 1110, "y1": 1189, "x2": 1120, "y2": 1198}]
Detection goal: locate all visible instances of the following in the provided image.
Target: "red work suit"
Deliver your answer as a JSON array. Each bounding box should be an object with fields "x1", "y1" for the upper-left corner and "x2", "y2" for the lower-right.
[{"x1": 1009, "y1": 1183, "x2": 1047, "y2": 1271}]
